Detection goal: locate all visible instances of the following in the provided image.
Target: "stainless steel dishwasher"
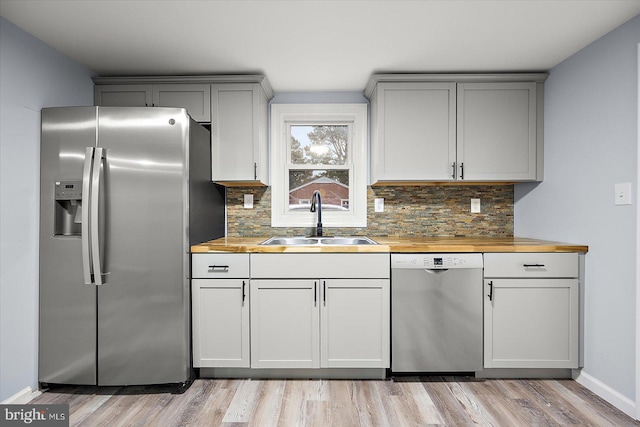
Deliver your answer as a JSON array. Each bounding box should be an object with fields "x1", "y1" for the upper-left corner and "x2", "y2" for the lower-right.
[{"x1": 391, "y1": 253, "x2": 483, "y2": 373}]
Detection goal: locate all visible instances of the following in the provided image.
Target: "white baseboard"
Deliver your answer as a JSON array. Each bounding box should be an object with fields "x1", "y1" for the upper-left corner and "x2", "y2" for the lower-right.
[
  {"x1": 1, "y1": 387, "x2": 42, "y2": 405},
  {"x1": 573, "y1": 370, "x2": 637, "y2": 419}
]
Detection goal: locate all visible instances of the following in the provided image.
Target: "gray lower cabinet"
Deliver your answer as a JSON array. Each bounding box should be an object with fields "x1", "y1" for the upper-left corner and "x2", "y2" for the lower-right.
[
  {"x1": 250, "y1": 278, "x2": 390, "y2": 369},
  {"x1": 250, "y1": 254, "x2": 390, "y2": 369},
  {"x1": 483, "y1": 253, "x2": 580, "y2": 369},
  {"x1": 191, "y1": 254, "x2": 250, "y2": 368},
  {"x1": 250, "y1": 279, "x2": 319, "y2": 368},
  {"x1": 321, "y1": 279, "x2": 390, "y2": 368}
]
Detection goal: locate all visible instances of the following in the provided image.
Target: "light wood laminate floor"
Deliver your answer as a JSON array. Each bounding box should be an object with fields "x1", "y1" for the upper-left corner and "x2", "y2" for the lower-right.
[{"x1": 31, "y1": 377, "x2": 639, "y2": 426}]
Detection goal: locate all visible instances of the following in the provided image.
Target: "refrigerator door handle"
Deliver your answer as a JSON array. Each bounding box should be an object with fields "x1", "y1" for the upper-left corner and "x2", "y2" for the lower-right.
[
  {"x1": 81, "y1": 147, "x2": 95, "y2": 285},
  {"x1": 91, "y1": 147, "x2": 104, "y2": 286}
]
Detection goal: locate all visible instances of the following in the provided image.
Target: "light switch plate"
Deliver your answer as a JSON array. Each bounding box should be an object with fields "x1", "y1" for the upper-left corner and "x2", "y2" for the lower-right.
[
  {"x1": 471, "y1": 198, "x2": 481, "y2": 213},
  {"x1": 244, "y1": 194, "x2": 254, "y2": 209},
  {"x1": 615, "y1": 182, "x2": 632, "y2": 205},
  {"x1": 374, "y1": 198, "x2": 384, "y2": 212}
]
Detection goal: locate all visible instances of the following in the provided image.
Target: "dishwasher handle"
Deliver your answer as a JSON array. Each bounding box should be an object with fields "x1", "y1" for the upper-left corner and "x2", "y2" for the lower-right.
[{"x1": 424, "y1": 269, "x2": 449, "y2": 274}]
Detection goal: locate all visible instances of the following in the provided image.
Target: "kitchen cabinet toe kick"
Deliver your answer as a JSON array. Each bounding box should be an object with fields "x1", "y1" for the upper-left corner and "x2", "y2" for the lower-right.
[{"x1": 198, "y1": 368, "x2": 387, "y2": 380}]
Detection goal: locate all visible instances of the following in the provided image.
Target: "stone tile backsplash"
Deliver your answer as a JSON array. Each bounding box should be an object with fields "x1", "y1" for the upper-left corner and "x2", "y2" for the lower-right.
[{"x1": 226, "y1": 185, "x2": 513, "y2": 238}]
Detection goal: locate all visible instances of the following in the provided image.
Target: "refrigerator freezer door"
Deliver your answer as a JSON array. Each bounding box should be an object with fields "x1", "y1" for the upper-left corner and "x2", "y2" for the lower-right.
[
  {"x1": 96, "y1": 107, "x2": 190, "y2": 385},
  {"x1": 39, "y1": 107, "x2": 98, "y2": 385}
]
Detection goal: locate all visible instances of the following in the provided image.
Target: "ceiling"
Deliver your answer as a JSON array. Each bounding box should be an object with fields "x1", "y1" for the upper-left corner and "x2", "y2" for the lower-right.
[{"x1": 1, "y1": 0, "x2": 640, "y2": 92}]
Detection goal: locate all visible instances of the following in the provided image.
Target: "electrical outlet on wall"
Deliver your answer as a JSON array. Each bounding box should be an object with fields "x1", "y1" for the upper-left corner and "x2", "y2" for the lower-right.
[
  {"x1": 244, "y1": 194, "x2": 254, "y2": 209},
  {"x1": 471, "y1": 198, "x2": 481, "y2": 213},
  {"x1": 374, "y1": 198, "x2": 384, "y2": 212}
]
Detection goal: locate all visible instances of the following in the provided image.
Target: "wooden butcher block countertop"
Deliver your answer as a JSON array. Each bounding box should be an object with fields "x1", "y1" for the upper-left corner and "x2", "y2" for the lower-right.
[{"x1": 191, "y1": 236, "x2": 588, "y2": 254}]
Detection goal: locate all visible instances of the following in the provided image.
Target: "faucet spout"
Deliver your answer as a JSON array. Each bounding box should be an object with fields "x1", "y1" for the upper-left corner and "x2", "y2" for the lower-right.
[{"x1": 310, "y1": 190, "x2": 323, "y2": 237}]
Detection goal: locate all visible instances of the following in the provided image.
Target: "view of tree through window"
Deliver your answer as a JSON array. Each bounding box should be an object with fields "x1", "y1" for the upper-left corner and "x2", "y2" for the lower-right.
[
  {"x1": 288, "y1": 125, "x2": 350, "y2": 211},
  {"x1": 291, "y1": 125, "x2": 348, "y2": 165}
]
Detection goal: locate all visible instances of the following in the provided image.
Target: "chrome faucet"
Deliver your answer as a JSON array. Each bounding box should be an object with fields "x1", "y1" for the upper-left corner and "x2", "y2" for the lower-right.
[{"x1": 310, "y1": 190, "x2": 323, "y2": 237}]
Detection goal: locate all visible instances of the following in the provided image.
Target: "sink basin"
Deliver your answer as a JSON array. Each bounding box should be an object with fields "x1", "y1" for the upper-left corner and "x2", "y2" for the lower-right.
[
  {"x1": 261, "y1": 236, "x2": 378, "y2": 246},
  {"x1": 261, "y1": 237, "x2": 319, "y2": 245},
  {"x1": 320, "y1": 237, "x2": 377, "y2": 245}
]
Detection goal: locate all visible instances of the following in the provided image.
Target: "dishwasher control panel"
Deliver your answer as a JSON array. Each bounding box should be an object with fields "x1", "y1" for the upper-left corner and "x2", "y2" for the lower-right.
[{"x1": 391, "y1": 253, "x2": 483, "y2": 269}]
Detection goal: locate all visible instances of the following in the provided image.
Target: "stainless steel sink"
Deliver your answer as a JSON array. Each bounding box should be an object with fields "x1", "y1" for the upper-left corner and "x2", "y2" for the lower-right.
[
  {"x1": 261, "y1": 237, "x2": 319, "y2": 245},
  {"x1": 261, "y1": 236, "x2": 378, "y2": 246},
  {"x1": 321, "y1": 237, "x2": 377, "y2": 245}
]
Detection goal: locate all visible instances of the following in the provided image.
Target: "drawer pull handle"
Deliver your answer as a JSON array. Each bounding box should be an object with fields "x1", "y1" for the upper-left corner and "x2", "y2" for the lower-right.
[
  {"x1": 523, "y1": 264, "x2": 545, "y2": 268},
  {"x1": 208, "y1": 265, "x2": 229, "y2": 272}
]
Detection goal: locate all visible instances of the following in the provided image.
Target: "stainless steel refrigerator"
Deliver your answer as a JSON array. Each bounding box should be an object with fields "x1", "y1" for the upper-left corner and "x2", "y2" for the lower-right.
[{"x1": 39, "y1": 106, "x2": 224, "y2": 387}]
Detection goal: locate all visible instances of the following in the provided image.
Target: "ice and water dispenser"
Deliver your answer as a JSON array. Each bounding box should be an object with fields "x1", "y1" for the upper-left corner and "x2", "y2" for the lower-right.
[{"x1": 54, "y1": 181, "x2": 82, "y2": 236}]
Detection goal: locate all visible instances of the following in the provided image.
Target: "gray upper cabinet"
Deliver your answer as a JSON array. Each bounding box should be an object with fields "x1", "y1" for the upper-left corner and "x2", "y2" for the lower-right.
[
  {"x1": 369, "y1": 82, "x2": 456, "y2": 182},
  {"x1": 93, "y1": 75, "x2": 273, "y2": 185},
  {"x1": 152, "y1": 84, "x2": 211, "y2": 122},
  {"x1": 94, "y1": 83, "x2": 211, "y2": 122},
  {"x1": 365, "y1": 74, "x2": 547, "y2": 184},
  {"x1": 210, "y1": 83, "x2": 270, "y2": 185},
  {"x1": 457, "y1": 82, "x2": 538, "y2": 181},
  {"x1": 94, "y1": 84, "x2": 152, "y2": 107}
]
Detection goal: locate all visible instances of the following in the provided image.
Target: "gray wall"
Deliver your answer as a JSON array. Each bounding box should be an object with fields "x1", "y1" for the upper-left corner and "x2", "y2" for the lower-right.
[
  {"x1": 0, "y1": 17, "x2": 94, "y2": 402},
  {"x1": 515, "y1": 15, "x2": 640, "y2": 402}
]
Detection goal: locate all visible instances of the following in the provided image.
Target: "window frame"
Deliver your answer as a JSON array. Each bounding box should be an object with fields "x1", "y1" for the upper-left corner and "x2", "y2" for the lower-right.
[{"x1": 270, "y1": 103, "x2": 368, "y2": 228}]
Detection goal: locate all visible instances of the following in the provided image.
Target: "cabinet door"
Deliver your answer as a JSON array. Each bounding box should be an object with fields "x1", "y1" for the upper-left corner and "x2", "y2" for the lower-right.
[
  {"x1": 484, "y1": 278, "x2": 579, "y2": 368},
  {"x1": 321, "y1": 279, "x2": 390, "y2": 368},
  {"x1": 94, "y1": 84, "x2": 152, "y2": 107},
  {"x1": 211, "y1": 83, "x2": 268, "y2": 184},
  {"x1": 192, "y1": 279, "x2": 250, "y2": 368},
  {"x1": 371, "y1": 82, "x2": 456, "y2": 182},
  {"x1": 152, "y1": 84, "x2": 211, "y2": 122},
  {"x1": 457, "y1": 82, "x2": 537, "y2": 181},
  {"x1": 250, "y1": 280, "x2": 320, "y2": 368}
]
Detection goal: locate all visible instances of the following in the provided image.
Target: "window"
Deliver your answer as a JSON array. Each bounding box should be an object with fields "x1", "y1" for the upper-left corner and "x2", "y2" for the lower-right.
[{"x1": 271, "y1": 104, "x2": 367, "y2": 228}]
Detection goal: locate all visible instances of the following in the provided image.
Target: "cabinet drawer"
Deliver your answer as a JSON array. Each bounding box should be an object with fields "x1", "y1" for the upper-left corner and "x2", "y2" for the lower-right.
[
  {"x1": 484, "y1": 253, "x2": 578, "y2": 278},
  {"x1": 250, "y1": 253, "x2": 390, "y2": 279},
  {"x1": 192, "y1": 253, "x2": 249, "y2": 278}
]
